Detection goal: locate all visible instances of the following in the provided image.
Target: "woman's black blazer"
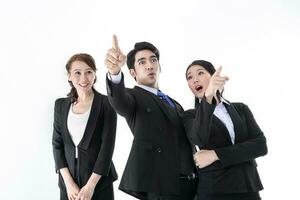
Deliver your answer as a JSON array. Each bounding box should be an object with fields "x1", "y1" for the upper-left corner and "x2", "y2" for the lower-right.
[
  {"x1": 52, "y1": 91, "x2": 118, "y2": 193},
  {"x1": 181, "y1": 99, "x2": 267, "y2": 194}
]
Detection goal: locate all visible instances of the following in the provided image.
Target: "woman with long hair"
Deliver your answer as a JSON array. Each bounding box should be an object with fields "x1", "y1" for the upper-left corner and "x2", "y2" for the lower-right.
[
  {"x1": 52, "y1": 53, "x2": 118, "y2": 200},
  {"x1": 182, "y1": 60, "x2": 267, "y2": 200}
]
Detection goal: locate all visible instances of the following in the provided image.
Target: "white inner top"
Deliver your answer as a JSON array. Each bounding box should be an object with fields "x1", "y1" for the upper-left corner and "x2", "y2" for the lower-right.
[
  {"x1": 67, "y1": 104, "x2": 91, "y2": 158},
  {"x1": 213, "y1": 102, "x2": 235, "y2": 144}
]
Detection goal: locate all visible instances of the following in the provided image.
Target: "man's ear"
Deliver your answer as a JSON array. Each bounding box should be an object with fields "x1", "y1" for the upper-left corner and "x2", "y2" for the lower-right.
[{"x1": 129, "y1": 69, "x2": 136, "y2": 78}]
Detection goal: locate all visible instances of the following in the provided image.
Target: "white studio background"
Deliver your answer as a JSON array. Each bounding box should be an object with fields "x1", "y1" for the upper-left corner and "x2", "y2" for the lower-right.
[{"x1": 0, "y1": 0, "x2": 299, "y2": 199}]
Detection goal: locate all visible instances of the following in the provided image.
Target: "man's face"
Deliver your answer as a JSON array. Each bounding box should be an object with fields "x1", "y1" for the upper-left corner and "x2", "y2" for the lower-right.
[{"x1": 130, "y1": 49, "x2": 160, "y2": 88}]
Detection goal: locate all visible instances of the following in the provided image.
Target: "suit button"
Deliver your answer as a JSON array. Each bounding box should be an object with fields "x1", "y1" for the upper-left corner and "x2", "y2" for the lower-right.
[
  {"x1": 146, "y1": 108, "x2": 151, "y2": 112},
  {"x1": 156, "y1": 147, "x2": 162, "y2": 153}
]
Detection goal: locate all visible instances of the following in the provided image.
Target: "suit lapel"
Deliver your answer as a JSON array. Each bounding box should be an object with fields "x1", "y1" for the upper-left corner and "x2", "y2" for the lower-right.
[
  {"x1": 169, "y1": 97, "x2": 183, "y2": 113},
  {"x1": 134, "y1": 86, "x2": 178, "y2": 123},
  {"x1": 78, "y1": 92, "x2": 102, "y2": 150},
  {"x1": 60, "y1": 98, "x2": 75, "y2": 146},
  {"x1": 224, "y1": 103, "x2": 244, "y2": 143},
  {"x1": 211, "y1": 115, "x2": 232, "y2": 144}
]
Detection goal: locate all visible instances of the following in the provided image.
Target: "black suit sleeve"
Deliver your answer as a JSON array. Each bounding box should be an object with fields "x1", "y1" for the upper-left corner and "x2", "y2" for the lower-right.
[
  {"x1": 180, "y1": 109, "x2": 195, "y2": 140},
  {"x1": 106, "y1": 72, "x2": 136, "y2": 118},
  {"x1": 52, "y1": 99, "x2": 68, "y2": 173},
  {"x1": 191, "y1": 98, "x2": 216, "y2": 149},
  {"x1": 215, "y1": 104, "x2": 268, "y2": 168},
  {"x1": 92, "y1": 98, "x2": 117, "y2": 176}
]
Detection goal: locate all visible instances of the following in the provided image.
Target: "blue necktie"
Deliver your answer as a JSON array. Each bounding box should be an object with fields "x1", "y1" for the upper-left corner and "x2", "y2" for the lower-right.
[{"x1": 157, "y1": 90, "x2": 176, "y2": 109}]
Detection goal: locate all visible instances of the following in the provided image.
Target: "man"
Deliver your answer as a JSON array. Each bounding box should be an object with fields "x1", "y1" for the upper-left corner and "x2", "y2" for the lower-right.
[{"x1": 105, "y1": 35, "x2": 197, "y2": 200}]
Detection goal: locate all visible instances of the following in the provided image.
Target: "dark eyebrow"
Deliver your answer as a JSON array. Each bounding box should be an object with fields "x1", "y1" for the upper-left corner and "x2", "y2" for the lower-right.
[
  {"x1": 150, "y1": 55, "x2": 157, "y2": 59},
  {"x1": 195, "y1": 68, "x2": 206, "y2": 73},
  {"x1": 72, "y1": 67, "x2": 93, "y2": 72},
  {"x1": 137, "y1": 57, "x2": 146, "y2": 62},
  {"x1": 187, "y1": 68, "x2": 205, "y2": 76}
]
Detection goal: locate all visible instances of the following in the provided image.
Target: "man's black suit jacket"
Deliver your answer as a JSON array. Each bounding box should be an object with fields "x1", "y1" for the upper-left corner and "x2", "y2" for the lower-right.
[{"x1": 106, "y1": 74, "x2": 195, "y2": 199}]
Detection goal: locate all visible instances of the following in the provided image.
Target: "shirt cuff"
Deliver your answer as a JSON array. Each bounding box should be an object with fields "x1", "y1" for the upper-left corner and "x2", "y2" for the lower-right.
[{"x1": 107, "y1": 71, "x2": 122, "y2": 84}]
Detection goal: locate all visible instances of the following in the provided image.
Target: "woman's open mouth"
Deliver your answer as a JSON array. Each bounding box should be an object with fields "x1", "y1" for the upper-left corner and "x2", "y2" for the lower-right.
[{"x1": 195, "y1": 85, "x2": 203, "y2": 92}]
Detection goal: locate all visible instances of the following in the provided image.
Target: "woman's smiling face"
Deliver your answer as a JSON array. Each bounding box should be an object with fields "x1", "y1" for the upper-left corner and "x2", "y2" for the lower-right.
[{"x1": 68, "y1": 60, "x2": 96, "y2": 94}]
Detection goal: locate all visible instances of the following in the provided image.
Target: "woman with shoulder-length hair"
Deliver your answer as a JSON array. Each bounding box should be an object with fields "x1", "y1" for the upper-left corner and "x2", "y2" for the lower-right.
[
  {"x1": 52, "y1": 53, "x2": 118, "y2": 200},
  {"x1": 181, "y1": 60, "x2": 267, "y2": 200}
]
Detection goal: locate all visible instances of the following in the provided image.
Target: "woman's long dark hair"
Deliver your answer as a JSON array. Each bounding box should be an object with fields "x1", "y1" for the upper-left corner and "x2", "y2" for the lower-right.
[
  {"x1": 65, "y1": 53, "x2": 97, "y2": 103},
  {"x1": 186, "y1": 60, "x2": 223, "y2": 108}
]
